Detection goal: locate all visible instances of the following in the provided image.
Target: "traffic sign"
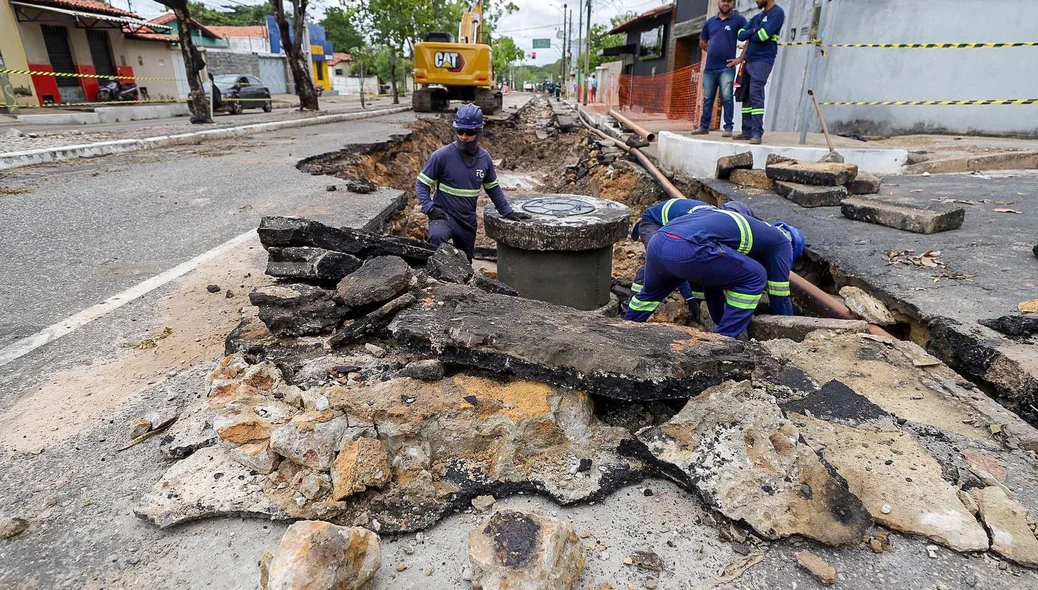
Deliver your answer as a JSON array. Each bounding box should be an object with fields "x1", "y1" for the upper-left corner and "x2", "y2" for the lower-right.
[{"x1": 533, "y1": 38, "x2": 551, "y2": 49}]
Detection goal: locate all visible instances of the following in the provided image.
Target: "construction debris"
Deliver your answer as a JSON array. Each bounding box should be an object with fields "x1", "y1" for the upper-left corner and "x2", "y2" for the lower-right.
[
  {"x1": 842, "y1": 197, "x2": 966, "y2": 234},
  {"x1": 260, "y1": 521, "x2": 381, "y2": 590},
  {"x1": 715, "y1": 151, "x2": 753, "y2": 180},
  {"x1": 774, "y1": 180, "x2": 848, "y2": 208},
  {"x1": 728, "y1": 168, "x2": 775, "y2": 191},
  {"x1": 765, "y1": 161, "x2": 859, "y2": 186},
  {"x1": 846, "y1": 171, "x2": 882, "y2": 195},
  {"x1": 749, "y1": 314, "x2": 869, "y2": 342},
  {"x1": 468, "y1": 509, "x2": 586, "y2": 590},
  {"x1": 838, "y1": 286, "x2": 896, "y2": 326},
  {"x1": 884, "y1": 249, "x2": 973, "y2": 280},
  {"x1": 795, "y1": 551, "x2": 836, "y2": 585},
  {"x1": 971, "y1": 486, "x2": 1038, "y2": 567}
]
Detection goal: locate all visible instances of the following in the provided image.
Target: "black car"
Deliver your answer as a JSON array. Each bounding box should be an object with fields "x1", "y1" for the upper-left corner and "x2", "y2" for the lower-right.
[{"x1": 211, "y1": 74, "x2": 273, "y2": 114}]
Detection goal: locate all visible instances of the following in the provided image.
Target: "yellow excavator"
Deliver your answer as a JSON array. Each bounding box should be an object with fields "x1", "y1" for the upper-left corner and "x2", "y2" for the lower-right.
[{"x1": 412, "y1": 1, "x2": 502, "y2": 114}]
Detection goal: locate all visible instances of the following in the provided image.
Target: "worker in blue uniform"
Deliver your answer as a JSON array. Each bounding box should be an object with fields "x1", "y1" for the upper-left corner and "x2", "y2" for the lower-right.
[
  {"x1": 624, "y1": 205, "x2": 804, "y2": 339},
  {"x1": 415, "y1": 104, "x2": 530, "y2": 259},
  {"x1": 629, "y1": 198, "x2": 758, "y2": 320},
  {"x1": 730, "y1": 0, "x2": 785, "y2": 144}
]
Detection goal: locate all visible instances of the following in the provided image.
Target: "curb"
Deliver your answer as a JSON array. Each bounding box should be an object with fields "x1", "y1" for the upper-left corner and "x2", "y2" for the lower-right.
[
  {"x1": 0, "y1": 106, "x2": 412, "y2": 171},
  {"x1": 903, "y1": 151, "x2": 1038, "y2": 175}
]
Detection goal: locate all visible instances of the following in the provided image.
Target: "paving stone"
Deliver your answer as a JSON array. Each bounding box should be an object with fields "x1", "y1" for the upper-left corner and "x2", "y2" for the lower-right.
[
  {"x1": 258, "y1": 216, "x2": 435, "y2": 264},
  {"x1": 425, "y1": 244, "x2": 472, "y2": 284},
  {"x1": 265, "y1": 247, "x2": 362, "y2": 282},
  {"x1": 260, "y1": 521, "x2": 381, "y2": 590},
  {"x1": 839, "y1": 286, "x2": 896, "y2": 325},
  {"x1": 749, "y1": 315, "x2": 869, "y2": 342},
  {"x1": 728, "y1": 168, "x2": 775, "y2": 191},
  {"x1": 766, "y1": 161, "x2": 859, "y2": 186},
  {"x1": 249, "y1": 284, "x2": 350, "y2": 338},
  {"x1": 335, "y1": 256, "x2": 412, "y2": 307},
  {"x1": 715, "y1": 151, "x2": 754, "y2": 179},
  {"x1": 971, "y1": 486, "x2": 1038, "y2": 567},
  {"x1": 766, "y1": 153, "x2": 796, "y2": 167},
  {"x1": 388, "y1": 282, "x2": 755, "y2": 401},
  {"x1": 774, "y1": 181, "x2": 848, "y2": 208},
  {"x1": 468, "y1": 509, "x2": 585, "y2": 590},
  {"x1": 841, "y1": 197, "x2": 966, "y2": 234},
  {"x1": 399, "y1": 359, "x2": 445, "y2": 381},
  {"x1": 845, "y1": 171, "x2": 882, "y2": 195}
]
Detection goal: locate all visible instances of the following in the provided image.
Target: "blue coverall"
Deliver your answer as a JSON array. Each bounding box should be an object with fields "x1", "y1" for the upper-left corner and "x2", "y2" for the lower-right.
[
  {"x1": 737, "y1": 4, "x2": 785, "y2": 139},
  {"x1": 415, "y1": 143, "x2": 514, "y2": 259},
  {"x1": 624, "y1": 207, "x2": 795, "y2": 338},
  {"x1": 631, "y1": 198, "x2": 714, "y2": 303}
]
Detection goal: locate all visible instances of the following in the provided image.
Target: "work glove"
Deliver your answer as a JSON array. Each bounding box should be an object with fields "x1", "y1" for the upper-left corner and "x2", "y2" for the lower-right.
[
  {"x1": 686, "y1": 299, "x2": 702, "y2": 324},
  {"x1": 504, "y1": 211, "x2": 532, "y2": 221},
  {"x1": 426, "y1": 207, "x2": 448, "y2": 221}
]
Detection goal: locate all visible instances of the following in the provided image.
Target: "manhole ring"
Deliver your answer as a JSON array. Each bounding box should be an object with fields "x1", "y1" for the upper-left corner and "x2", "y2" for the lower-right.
[{"x1": 522, "y1": 197, "x2": 596, "y2": 217}]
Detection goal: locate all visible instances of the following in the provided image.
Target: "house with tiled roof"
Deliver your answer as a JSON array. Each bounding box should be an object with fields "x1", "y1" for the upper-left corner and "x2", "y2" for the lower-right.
[{"x1": 0, "y1": 0, "x2": 187, "y2": 107}]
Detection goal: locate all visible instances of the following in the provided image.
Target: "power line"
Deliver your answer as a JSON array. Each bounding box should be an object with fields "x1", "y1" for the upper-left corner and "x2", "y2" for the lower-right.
[{"x1": 495, "y1": 21, "x2": 564, "y2": 34}]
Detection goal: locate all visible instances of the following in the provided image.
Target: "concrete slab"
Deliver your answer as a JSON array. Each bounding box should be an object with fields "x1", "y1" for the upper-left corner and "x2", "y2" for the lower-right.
[{"x1": 657, "y1": 131, "x2": 909, "y2": 178}]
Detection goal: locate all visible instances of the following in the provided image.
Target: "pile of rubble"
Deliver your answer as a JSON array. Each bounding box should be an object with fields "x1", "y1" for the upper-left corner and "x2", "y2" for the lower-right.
[{"x1": 129, "y1": 211, "x2": 1038, "y2": 588}]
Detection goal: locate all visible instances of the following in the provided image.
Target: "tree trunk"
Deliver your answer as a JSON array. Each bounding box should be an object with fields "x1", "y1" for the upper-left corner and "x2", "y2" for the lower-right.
[
  {"x1": 389, "y1": 48, "x2": 398, "y2": 105},
  {"x1": 272, "y1": 0, "x2": 319, "y2": 111},
  {"x1": 359, "y1": 62, "x2": 366, "y2": 109},
  {"x1": 166, "y1": 1, "x2": 210, "y2": 122}
]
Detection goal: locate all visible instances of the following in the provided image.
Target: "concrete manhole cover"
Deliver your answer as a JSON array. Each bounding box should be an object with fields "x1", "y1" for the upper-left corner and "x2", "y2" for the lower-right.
[{"x1": 522, "y1": 197, "x2": 597, "y2": 217}]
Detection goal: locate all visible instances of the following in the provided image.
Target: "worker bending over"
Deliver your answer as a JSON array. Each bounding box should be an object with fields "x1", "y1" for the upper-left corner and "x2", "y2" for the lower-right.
[
  {"x1": 624, "y1": 205, "x2": 804, "y2": 338},
  {"x1": 629, "y1": 198, "x2": 757, "y2": 319},
  {"x1": 415, "y1": 104, "x2": 530, "y2": 259}
]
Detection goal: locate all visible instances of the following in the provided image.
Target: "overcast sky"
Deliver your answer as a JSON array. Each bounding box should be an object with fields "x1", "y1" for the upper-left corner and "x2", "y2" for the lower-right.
[{"x1": 123, "y1": 0, "x2": 669, "y2": 67}]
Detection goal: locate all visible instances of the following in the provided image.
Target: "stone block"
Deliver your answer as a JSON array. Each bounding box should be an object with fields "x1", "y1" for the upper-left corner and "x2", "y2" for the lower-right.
[
  {"x1": 425, "y1": 244, "x2": 472, "y2": 284},
  {"x1": 749, "y1": 315, "x2": 869, "y2": 342},
  {"x1": 715, "y1": 151, "x2": 754, "y2": 179},
  {"x1": 261, "y1": 521, "x2": 381, "y2": 590},
  {"x1": 266, "y1": 247, "x2": 362, "y2": 282},
  {"x1": 249, "y1": 284, "x2": 349, "y2": 338},
  {"x1": 258, "y1": 216, "x2": 435, "y2": 264},
  {"x1": 774, "y1": 181, "x2": 848, "y2": 208},
  {"x1": 469, "y1": 509, "x2": 585, "y2": 590},
  {"x1": 845, "y1": 172, "x2": 881, "y2": 195},
  {"x1": 766, "y1": 161, "x2": 859, "y2": 186},
  {"x1": 841, "y1": 197, "x2": 965, "y2": 234},
  {"x1": 335, "y1": 256, "x2": 412, "y2": 307},
  {"x1": 728, "y1": 168, "x2": 774, "y2": 191},
  {"x1": 766, "y1": 153, "x2": 796, "y2": 167},
  {"x1": 838, "y1": 286, "x2": 895, "y2": 325}
]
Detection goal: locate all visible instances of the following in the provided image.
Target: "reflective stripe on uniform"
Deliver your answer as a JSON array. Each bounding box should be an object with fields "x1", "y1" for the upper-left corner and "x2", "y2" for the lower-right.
[
  {"x1": 660, "y1": 198, "x2": 680, "y2": 225},
  {"x1": 770, "y1": 34, "x2": 780, "y2": 42},
  {"x1": 689, "y1": 291, "x2": 706, "y2": 300},
  {"x1": 417, "y1": 172, "x2": 436, "y2": 187},
  {"x1": 437, "y1": 183, "x2": 482, "y2": 198},
  {"x1": 631, "y1": 282, "x2": 643, "y2": 293},
  {"x1": 742, "y1": 107, "x2": 753, "y2": 113},
  {"x1": 767, "y1": 280, "x2": 791, "y2": 297},
  {"x1": 757, "y1": 28, "x2": 770, "y2": 42},
  {"x1": 483, "y1": 179, "x2": 500, "y2": 190},
  {"x1": 726, "y1": 290, "x2": 762, "y2": 310},
  {"x1": 715, "y1": 209, "x2": 754, "y2": 254},
  {"x1": 628, "y1": 296, "x2": 660, "y2": 312},
  {"x1": 750, "y1": 108, "x2": 766, "y2": 115}
]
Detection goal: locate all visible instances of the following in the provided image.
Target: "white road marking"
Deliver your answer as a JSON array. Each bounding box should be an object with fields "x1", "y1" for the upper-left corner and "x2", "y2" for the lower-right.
[{"x1": 0, "y1": 229, "x2": 257, "y2": 368}]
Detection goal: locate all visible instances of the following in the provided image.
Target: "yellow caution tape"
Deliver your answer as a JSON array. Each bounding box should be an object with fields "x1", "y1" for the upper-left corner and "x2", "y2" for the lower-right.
[
  {"x1": 0, "y1": 68, "x2": 176, "y2": 82},
  {"x1": 780, "y1": 41, "x2": 1038, "y2": 49},
  {"x1": 18, "y1": 98, "x2": 182, "y2": 108},
  {"x1": 820, "y1": 99, "x2": 1038, "y2": 106}
]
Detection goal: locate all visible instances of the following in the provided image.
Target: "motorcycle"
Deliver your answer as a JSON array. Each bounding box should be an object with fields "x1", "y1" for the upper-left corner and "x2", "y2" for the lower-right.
[{"x1": 96, "y1": 78, "x2": 142, "y2": 102}]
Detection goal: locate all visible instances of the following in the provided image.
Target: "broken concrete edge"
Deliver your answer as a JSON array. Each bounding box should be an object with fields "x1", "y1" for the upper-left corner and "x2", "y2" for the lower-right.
[
  {"x1": 903, "y1": 151, "x2": 1038, "y2": 175},
  {"x1": 0, "y1": 106, "x2": 413, "y2": 171}
]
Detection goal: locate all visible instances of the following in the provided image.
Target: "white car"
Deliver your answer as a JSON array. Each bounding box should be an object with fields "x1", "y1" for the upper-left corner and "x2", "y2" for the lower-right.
[{"x1": 523, "y1": 81, "x2": 535, "y2": 92}]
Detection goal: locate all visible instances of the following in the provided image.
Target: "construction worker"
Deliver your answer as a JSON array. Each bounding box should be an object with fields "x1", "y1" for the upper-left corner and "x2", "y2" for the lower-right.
[
  {"x1": 415, "y1": 104, "x2": 530, "y2": 259},
  {"x1": 730, "y1": 0, "x2": 785, "y2": 145},
  {"x1": 629, "y1": 198, "x2": 757, "y2": 320},
  {"x1": 624, "y1": 205, "x2": 804, "y2": 339}
]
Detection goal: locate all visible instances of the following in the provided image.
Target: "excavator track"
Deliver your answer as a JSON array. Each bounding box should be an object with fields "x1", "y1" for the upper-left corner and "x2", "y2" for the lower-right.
[
  {"x1": 474, "y1": 89, "x2": 503, "y2": 115},
  {"x1": 412, "y1": 88, "x2": 433, "y2": 113}
]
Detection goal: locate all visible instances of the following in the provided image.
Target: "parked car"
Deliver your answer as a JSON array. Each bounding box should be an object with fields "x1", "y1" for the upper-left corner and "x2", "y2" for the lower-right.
[
  {"x1": 210, "y1": 74, "x2": 273, "y2": 114},
  {"x1": 522, "y1": 81, "x2": 535, "y2": 92}
]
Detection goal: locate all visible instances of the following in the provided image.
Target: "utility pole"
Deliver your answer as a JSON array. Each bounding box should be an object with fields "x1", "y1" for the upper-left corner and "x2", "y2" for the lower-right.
[
  {"x1": 583, "y1": 0, "x2": 591, "y2": 106},
  {"x1": 576, "y1": 3, "x2": 582, "y2": 101},
  {"x1": 559, "y1": 4, "x2": 567, "y2": 85},
  {"x1": 567, "y1": 10, "x2": 573, "y2": 97}
]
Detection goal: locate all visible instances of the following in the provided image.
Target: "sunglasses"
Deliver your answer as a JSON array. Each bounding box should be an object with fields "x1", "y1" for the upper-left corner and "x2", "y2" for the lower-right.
[{"x1": 456, "y1": 129, "x2": 478, "y2": 137}]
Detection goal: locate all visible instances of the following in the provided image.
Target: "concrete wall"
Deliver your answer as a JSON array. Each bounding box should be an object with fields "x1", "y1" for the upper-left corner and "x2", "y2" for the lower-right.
[
  {"x1": 331, "y1": 75, "x2": 378, "y2": 96},
  {"x1": 109, "y1": 38, "x2": 182, "y2": 100},
  {"x1": 0, "y1": 1, "x2": 35, "y2": 105},
  {"x1": 205, "y1": 50, "x2": 261, "y2": 78},
  {"x1": 226, "y1": 37, "x2": 269, "y2": 54}
]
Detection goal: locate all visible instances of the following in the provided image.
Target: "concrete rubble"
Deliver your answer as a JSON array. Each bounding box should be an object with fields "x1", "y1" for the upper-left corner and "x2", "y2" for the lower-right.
[
  {"x1": 260, "y1": 521, "x2": 381, "y2": 590},
  {"x1": 838, "y1": 285, "x2": 896, "y2": 326},
  {"x1": 841, "y1": 196, "x2": 967, "y2": 233},
  {"x1": 468, "y1": 509, "x2": 586, "y2": 590},
  {"x1": 774, "y1": 180, "x2": 848, "y2": 208}
]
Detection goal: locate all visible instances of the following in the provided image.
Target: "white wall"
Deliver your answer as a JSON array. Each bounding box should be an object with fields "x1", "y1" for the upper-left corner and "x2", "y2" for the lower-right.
[
  {"x1": 332, "y1": 75, "x2": 378, "y2": 95},
  {"x1": 224, "y1": 37, "x2": 269, "y2": 54}
]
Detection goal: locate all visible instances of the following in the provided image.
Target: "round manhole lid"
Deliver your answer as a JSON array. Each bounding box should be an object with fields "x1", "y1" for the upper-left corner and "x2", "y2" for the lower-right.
[{"x1": 522, "y1": 197, "x2": 597, "y2": 217}]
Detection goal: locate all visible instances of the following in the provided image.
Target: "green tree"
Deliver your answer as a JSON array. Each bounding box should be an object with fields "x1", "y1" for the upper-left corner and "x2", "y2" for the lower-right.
[
  {"x1": 187, "y1": 2, "x2": 269, "y2": 26},
  {"x1": 491, "y1": 36, "x2": 523, "y2": 82},
  {"x1": 321, "y1": 7, "x2": 364, "y2": 53}
]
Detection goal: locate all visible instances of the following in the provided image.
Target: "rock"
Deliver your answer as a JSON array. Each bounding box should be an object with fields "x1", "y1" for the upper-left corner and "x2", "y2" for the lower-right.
[
  {"x1": 270, "y1": 412, "x2": 372, "y2": 471},
  {"x1": 400, "y1": 359, "x2": 445, "y2": 381},
  {"x1": 715, "y1": 151, "x2": 754, "y2": 180},
  {"x1": 230, "y1": 441, "x2": 279, "y2": 474},
  {"x1": 330, "y1": 293, "x2": 417, "y2": 348},
  {"x1": 364, "y1": 343, "x2": 386, "y2": 358},
  {"x1": 160, "y1": 396, "x2": 218, "y2": 460},
  {"x1": 207, "y1": 284, "x2": 221, "y2": 293},
  {"x1": 129, "y1": 418, "x2": 153, "y2": 440},
  {"x1": 749, "y1": 315, "x2": 869, "y2": 342},
  {"x1": 389, "y1": 282, "x2": 754, "y2": 401},
  {"x1": 979, "y1": 315, "x2": 1038, "y2": 338},
  {"x1": 225, "y1": 305, "x2": 276, "y2": 355},
  {"x1": 258, "y1": 216, "x2": 436, "y2": 264},
  {"x1": 469, "y1": 509, "x2": 585, "y2": 590},
  {"x1": 841, "y1": 197, "x2": 966, "y2": 234},
  {"x1": 1033, "y1": 244, "x2": 1038, "y2": 259},
  {"x1": 774, "y1": 181, "x2": 847, "y2": 208},
  {"x1": 331, "y1": 438, "x2": 392, "y2": 501},
  {"x1": 266, "y1": 247, "x2": 363, "y2": 282},
  {"x1": 790, "y1": 414, "x2": 990, "y2": 552},
  {"x1": 795, "y1": 551, "x2": 836, "y2": 585},
  {"x1": 766, "y1": 161, "x2": 859, "y2": 186},
  {"x1": 335, "y1": 256, "x2": 412, "y2": 307},
  {"x1": 347, "y1": 181, "x2": 376, "y2": 194},
  {"x1": 250, "y1": 284, "x2": 350, "y2": 338},
  {"x1": 972, "y1": 486, "x2": 1038, "y2": 567},
  {"x1": 469, "y1": 274, "x2": 520, "y2": 296},
  {"x1": 838, "y1": 286, "x2": 896, "y2": 326},
  {"x1": 212, "y1": 395, "x2": 296, "y2": 444},
  {"x1": 262, "y1": 521, "x2": 381, "y2": 590},
  {"x1": 471, "y1": 495, "x2": 496, "y2": 512},
  {"x1": 819, "y1": 151, "x2": 845, "y2": 164},
  {"x1": 766, "y1": 153, "x2": 796, "y2": 167},
  {"x1": 632, "y1": 381, "x2": 871, "y2": 545},
  {"x1": 846, "y1": 171, "x2": 881, "y2": 195},
  {"x1": 728, "y1": 168, "x2": 775, "y2": 191},
  {"x1": 0, "y1": 517, "x2": 29, "y2": 539},
  {"x1": 135, "y1": 447, "x2": 285, "y2": 528},
  {"x1": 426, "y1": 244, "x2": 473, "y2": 284}
]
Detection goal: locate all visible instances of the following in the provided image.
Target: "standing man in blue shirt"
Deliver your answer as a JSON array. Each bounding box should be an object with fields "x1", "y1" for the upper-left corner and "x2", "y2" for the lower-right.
[
  {"x1": 691, "y1": 0, "x2": 747, "y2": 137},
  {"x1": 730, "y1": 0, "x2": 785, "y2": 145}
]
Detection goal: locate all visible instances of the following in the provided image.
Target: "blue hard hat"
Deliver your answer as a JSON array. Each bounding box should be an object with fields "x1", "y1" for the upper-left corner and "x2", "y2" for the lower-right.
[
  {"x1": 722, "y1": 201, "x2": 757, "y2": 220},
  {"x1": 774, "y1": 222, "x2": 805, "y2": 262},
  {"x1": 454, "y1": 103, "x2": 485, "y2": 130}
]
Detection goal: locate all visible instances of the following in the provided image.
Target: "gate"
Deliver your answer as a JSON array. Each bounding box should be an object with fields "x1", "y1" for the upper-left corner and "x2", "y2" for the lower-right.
[{"x1": 258, "y1": 56, "x2": 288, "y2": 95}]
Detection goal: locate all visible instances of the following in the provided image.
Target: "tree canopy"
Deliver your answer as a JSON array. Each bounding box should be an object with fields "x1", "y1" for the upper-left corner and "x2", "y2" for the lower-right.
[
  {"x1": 186, "y1": 1, "x2": 269, "y2": 26},
  {"x1": 321, "y1": 7, "x2": 365, "y2": 53}
]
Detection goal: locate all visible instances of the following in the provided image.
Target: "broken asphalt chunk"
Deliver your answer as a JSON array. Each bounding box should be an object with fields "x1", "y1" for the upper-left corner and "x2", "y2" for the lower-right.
[
  {"x1": 258, "y1": 216, "x2": 435, "y2": 264},
  {"x1": 249, "y1": 284, "x2": 350, "y2": 338},
  {"x1": 266, "y1": 247, "x2": 362, "y2": 282},
  {"x1": 774, "y1": 180, "x2": 847, "y2": 208},
  {"x1": 841, "y1": 197, "x2": 965, "y2": 234},
  {"x1": 335, "y1": 255, "x2": 412, "y2": 307},
  {"x1": 715, "y1": 151, "x2": 753, "y2": 180},
  {"x1": 765, "y1": 161, "x2": 859, "y2": 186},
  {"x1": 425, "y1": 243, "x2": 473, "y2": 284},
  {"x1": 330, "y1": 293, "x2": 416, "y2": 348}
]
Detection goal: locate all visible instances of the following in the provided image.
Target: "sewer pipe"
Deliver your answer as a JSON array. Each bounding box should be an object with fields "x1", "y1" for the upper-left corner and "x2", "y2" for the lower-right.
[
  {"x1": 577, "y1": 108, "x2": 891, "y2": 337},
  {"x1": 608, "y1": 109, "x2": 657, "y2": 143}
]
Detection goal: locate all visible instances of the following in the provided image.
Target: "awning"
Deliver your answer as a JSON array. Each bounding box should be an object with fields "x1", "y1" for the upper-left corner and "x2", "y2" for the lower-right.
[
  {"x1": 10, "y1": 1, "x2": 172, "y2": 31},
  {"x1": 600, "y1": 44, "x2": 636, "y2": 57}
]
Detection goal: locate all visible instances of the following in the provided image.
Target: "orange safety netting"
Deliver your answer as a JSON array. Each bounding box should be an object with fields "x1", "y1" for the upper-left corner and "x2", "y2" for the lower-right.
[{"x1": 617, "y1": 64, "x2": 704, "y2": 122}]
